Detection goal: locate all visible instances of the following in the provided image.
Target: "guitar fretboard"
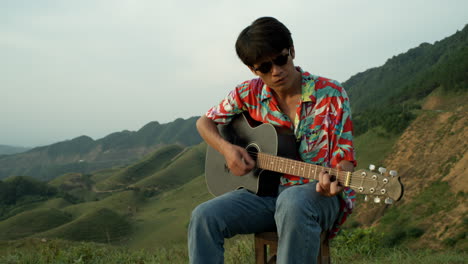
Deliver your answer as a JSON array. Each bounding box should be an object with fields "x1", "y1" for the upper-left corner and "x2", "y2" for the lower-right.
[{"x1": 256, "y1": 152, "x2": 350, "y2": 185}]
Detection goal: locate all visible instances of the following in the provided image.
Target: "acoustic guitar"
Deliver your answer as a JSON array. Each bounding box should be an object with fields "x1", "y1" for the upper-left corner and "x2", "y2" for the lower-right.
[{"x1": 205, "y1": 113, "x2": 404, "y2": 203}]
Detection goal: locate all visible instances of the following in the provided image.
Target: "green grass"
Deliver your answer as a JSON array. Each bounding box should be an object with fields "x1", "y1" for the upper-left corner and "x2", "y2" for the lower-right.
[
  {"x1": 62, "y1": 190, "x2": 143, "y2": 218},
  {"x1": 353, "y1": 127, "x2": 399, "y2": 169},
  {"x1": 128, "y1": 174, "x2": 212, "y2": 249},
  {"x1": 37, "y1": 208, "x2": 131, "y2": 243},
  {"x1": 330, "y1": 227, "x2": 467, "y2": 263},
  {"x1": 0, "y1": 208, "x2": 72, "y2": 240},
  {"x1": 0, "y1": 235, "x2": 465, "y2": 264},
  {"x1": 35, "y1": 197, "x2": 72, "y2": 209},
  {"x1": 376, "y1": 180, "x2": 465, "y2": 249},
  {"x1": 90, "y1": 167, "x2": 123, "y2": 183}
]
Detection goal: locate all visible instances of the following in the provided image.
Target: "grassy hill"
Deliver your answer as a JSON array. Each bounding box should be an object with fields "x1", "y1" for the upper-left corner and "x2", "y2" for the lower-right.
[
  {"x1": 129, "y1": 174, "x2": 212, "y2": 249},
  {"x1": 0, "y1": 208, "x2": 72, "y2": 240},
  {"x1": 0, "y1": 142, "x2": 207, "y2": 244},
  {"x1": 373, "y1": 90, "x2": 466, "y2": 249},
  {"x1": 37, "y1": 208, "x2": 131, "y2": 244},
  {"x1": 133, "y1": 143, "x2": 206, "y2": 191},
  {"x1": 95, "y1": 144, "x2": 185, "y2": 191}
]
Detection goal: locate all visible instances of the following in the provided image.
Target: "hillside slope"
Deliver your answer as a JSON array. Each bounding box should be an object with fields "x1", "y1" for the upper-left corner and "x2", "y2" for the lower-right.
[{"x1": 352, "y1": 90, "x2": 467, "y2": 249}]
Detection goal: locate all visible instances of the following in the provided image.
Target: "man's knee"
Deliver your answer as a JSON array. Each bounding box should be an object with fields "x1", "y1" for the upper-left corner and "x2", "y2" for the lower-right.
[
  {"x1": 276, "y1": 187, "x2": 312, "y2": 218},
  {"x1": 190, "y1": 202, "x2": 218, "y2": 228}
]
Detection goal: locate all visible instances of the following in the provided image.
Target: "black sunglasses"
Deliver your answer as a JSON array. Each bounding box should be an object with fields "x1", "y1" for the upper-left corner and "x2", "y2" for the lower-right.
[{"x1": 252, "y1": 50, "x2": 290, "y2": 74}]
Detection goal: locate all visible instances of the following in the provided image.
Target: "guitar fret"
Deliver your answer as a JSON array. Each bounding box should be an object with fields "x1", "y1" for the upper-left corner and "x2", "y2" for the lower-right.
[
  {"x1": 297, "y1": 161, "x2": 302, "y2": 177},
  {"x1": 296, "y1": 161, "x2": 300, "y2": 176},
  {"x1": 258, "y1": 153, "x2": 346, "y2": 185},
  {"x1": 270, "y1": 155, "x2": 274, "y2": 170},
  {"x1": 291, "y1": 160, "x2": 295, "y2": 175},
  {"x1": 276, "y1": 156, "x2": 281, "y2": 172}
]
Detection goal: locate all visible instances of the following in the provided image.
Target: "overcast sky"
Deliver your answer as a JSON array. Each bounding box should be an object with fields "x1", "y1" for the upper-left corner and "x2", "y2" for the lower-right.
[{"x1": 1, "y1": 0, "x2": 467, "y2": 147}]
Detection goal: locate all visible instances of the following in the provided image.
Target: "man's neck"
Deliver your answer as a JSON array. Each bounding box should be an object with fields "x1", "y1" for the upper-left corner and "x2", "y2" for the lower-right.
[{"x1": 274, "y1": 69, "x2": 302, "y2": 100}]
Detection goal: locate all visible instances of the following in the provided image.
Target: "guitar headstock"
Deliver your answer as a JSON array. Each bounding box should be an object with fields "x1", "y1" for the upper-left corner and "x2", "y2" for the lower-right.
[{"x1": 351, "y1": 165, "x2": 404, "y2": 204}]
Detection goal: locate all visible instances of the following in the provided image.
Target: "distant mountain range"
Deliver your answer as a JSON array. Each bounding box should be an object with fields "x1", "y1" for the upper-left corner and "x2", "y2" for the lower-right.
[
  {"x1": 0, "y1": 145, "x2": 31, "y2": 156},
  {"x1": 0, "y1": 117, "x2": 202, "y2": 180}
]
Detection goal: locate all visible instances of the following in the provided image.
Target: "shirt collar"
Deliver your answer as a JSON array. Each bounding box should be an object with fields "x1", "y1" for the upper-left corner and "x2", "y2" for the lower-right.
[
  {"x1": 299, "y1": 67, "x2": 317, "y2": 103},
  {"x1": 260, "y1": 83, "x2": 273, "y2": 101}
]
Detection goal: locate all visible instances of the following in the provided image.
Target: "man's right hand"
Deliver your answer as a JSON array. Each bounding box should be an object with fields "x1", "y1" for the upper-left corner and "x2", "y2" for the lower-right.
[
  {"x1": 222, "y1": 143, "x2": 256, "y2": 176},
  {"x1": 196, "y1": 115, "x2": 255, "y2": 176}
]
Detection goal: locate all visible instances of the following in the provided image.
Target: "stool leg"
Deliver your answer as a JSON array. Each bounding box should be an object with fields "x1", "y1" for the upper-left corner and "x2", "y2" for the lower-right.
[
  {"x1": 318, "y1": 232, "x2": 330, "y2": 264},
  {"x1": 267, "y1": 243, "x2": 277, "y2": 264},
  {"x1": 255, "y1": 236, "x2": 267, "y2": 264},
  {"x1": 256, "y1": 232, "x2": 329, "y2": 264}
]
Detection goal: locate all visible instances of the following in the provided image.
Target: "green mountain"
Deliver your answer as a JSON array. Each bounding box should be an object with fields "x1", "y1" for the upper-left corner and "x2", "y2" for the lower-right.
[
  {"x1": 345, "y1": 24, "x2": 468, "y2": 136},
  {"x1": 0, "y1": 116, "x2": 202, "y2": 181},
  {"x1": 346, "y1": 24, "x2": 467, "y2": 113}
]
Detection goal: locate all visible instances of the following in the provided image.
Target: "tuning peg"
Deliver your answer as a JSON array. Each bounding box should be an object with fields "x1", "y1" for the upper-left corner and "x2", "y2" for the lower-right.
[
  {"x1": 389, "y1": 170, "x2": 398, "y2": 177},
  {"x1": 374, "y1": 196, "x2": 381, "y2": 203},
  {"x1": 378, "y1": 167, "x2": 387, "y2": 174},
  {"x1": 364, "y1": 195, "x2": 369, "y2": 202},
  {"x1": 385, "y1": 198, "x2": 394, "y2": 204},
  {"x1": 369, "y1": 164, "x2": 376, "y2": 171}
]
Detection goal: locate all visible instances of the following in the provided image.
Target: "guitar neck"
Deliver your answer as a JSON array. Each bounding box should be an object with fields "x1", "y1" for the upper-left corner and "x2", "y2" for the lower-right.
[{"x1": 256, "y1": 152, "x2": 351, "y2": 186}]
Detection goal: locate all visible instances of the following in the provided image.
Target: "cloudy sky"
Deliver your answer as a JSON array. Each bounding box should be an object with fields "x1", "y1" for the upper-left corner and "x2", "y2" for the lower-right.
[{"x1": 1, "y1": 0, "x2": 467, "y2": 147}]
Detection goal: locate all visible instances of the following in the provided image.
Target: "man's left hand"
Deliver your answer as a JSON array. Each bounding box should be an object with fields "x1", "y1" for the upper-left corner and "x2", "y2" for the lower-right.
[{"x1": 316, "y1": 160, "x2": 354, "y2": 197}]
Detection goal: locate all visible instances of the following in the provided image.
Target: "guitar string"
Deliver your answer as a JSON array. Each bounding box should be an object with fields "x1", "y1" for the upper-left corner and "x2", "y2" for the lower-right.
[
  {"x1": 248, "y1": 150, "x2": 366, "y2": 181},
  {"x1": 245, "y1": 152, "x2": 393, "y2": 195},
  {"x1": 246, "y1": 151, "x2": 391, "y2": 186}
]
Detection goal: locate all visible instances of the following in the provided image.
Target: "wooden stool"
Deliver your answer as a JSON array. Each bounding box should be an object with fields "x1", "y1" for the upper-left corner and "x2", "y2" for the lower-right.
[{"x1": 254, "y1": 231, "x2": 330, "y2": 264}]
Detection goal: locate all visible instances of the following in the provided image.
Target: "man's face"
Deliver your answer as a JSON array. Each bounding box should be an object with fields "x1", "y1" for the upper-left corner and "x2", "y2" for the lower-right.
[{"x1": 249, "y1": 47, "x2": 298, "y2": 92}]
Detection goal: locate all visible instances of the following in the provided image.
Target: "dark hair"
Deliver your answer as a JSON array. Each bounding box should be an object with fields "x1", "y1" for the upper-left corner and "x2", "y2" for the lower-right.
[{"x1": 235, "y1": 17, "x2": 293, "y2": 67}]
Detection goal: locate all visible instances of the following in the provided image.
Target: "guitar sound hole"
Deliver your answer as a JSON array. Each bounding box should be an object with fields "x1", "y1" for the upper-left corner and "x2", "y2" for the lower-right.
[
  {"x1": 245, "y1": 144, "x2": 260, "y2": 161},
  {"x1": 245, "y1": 143, "x2": 261, "y2": 176}
]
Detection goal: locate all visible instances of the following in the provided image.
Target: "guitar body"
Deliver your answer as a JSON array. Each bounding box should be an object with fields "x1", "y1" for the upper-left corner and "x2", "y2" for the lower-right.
[{"x1": 205, "y1": 114, "x2": 297, "y2": 197}]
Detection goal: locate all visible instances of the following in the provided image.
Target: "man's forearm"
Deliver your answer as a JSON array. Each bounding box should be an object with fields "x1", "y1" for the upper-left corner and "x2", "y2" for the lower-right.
[{"x1": 196, "y1": 116, "x2": 230, "y2": 155}]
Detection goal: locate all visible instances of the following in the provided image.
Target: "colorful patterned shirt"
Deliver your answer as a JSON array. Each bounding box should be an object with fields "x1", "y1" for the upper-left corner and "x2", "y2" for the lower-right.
[{"x1": 205, "y1": 67, "x2": 356, "y2": 238}]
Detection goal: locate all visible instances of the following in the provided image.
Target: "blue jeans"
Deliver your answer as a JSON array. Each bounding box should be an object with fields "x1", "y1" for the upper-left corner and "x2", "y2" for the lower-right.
[{"x1": 188, "y1": 181, "x2": 340, "y2": 264}]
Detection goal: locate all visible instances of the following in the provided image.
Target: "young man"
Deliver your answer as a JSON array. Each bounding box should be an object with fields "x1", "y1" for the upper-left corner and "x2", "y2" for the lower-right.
[{"x1": 189, "y1": 17, "x2": 356, "y2": 263}]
